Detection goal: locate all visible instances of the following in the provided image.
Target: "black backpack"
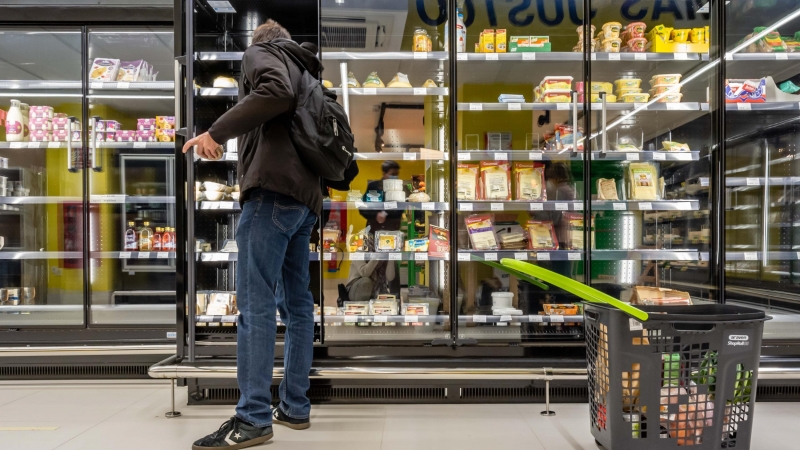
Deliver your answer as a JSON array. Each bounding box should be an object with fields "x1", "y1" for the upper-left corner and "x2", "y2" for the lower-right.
[{"x1": 273, "y1": 45, "x2": 355, "y2": 181}]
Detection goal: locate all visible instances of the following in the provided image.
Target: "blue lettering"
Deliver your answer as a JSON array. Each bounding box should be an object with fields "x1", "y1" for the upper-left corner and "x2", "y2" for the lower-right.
[
  {"x1": 464, "y1": 0, "x2": 476, "y2": 28},
  {"x1": 566, "y1": 0, "x2": 581, "y2": 25},
  {"x1": 621, "y1": 0, "x2": 647, "y2": 21},
  {"x1": 416, "y1": 0, "x2": 447, "y2": 26},
  {"x1": 536, "y1": 0, "x2": 564, "y2": 26},
  {"x1": 508, "y1": 0, "x2": 535, "y2": 27},
  {"x1": 486, "y1": 0, "x2": 499, "y2": 27},
  {"x1": 653, "y1": 0, "x2": 683, "y2": 21}
]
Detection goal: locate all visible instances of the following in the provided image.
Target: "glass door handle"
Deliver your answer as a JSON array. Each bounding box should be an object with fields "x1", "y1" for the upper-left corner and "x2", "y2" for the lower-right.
[
  {"x1": 67, "y1": 116, "x2": 78, "y2": 173},
  {"x1": 174, "y1": 58, "x2": 182, "y2": 131},
  {"x1": 572, "y1": 90, "x2": 578, "y2": 151},
  {"x1": 600, "y1": 92, "x2": 607, "y2": 153},
  {"x1": 91, "y1": 116, "x2": 102, "y2": 172}
]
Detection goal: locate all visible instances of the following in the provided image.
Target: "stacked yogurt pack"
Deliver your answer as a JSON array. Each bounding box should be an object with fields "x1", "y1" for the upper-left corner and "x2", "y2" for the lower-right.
[{"x1": 89, "y1": 58, "x2": 158, "y2": 82}]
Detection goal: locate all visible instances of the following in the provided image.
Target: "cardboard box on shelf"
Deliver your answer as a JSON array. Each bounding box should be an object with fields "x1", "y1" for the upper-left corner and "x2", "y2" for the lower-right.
[{"x1": 631, "y1": 286, "x2": 692, "y2": 306}]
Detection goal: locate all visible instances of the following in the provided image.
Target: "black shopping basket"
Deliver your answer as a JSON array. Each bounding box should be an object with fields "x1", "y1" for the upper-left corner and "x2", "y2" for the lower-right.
[{"x1": 585, "y1": 303, "x2": 768, "y2": 450}]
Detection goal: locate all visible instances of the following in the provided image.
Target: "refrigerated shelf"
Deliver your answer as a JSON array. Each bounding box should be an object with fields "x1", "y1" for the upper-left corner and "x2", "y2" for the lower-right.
[
  {"x1": 0, "y1": 251, "x2": 82, "y2": 260},
  {"x1": 330, "y1": 87, "x2": 449, "y2": 96},
  {"x1": 456, "y1": 52, "x2": 705, "y2": 62},
  {"x1": 324, "y1": 51, "x2": 449, "y2": 60}
]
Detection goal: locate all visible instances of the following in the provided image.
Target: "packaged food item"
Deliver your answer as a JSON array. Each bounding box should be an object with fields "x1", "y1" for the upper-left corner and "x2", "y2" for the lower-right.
[
  {"x1": 631, "y1": 286, "x2": 692, "y2": 306},
  {"x1": 89, "y1": 58, "x2": 120, "y2": 81},
  {"x1": 457, "y1": 163, "x2": 480, "y2": 200},
  {"x1": 671, "y1": 29, "x2": 690, "y2": 43},
  {"x1": 105, "y1": 131, "x2": 116, "y2": 142},
  {"x1": 543, "y1": 304, "x2": 579, "y2": 315},
  {"x1": 403, "y1": 303, "x2": 428, "y2": 326},
  {"x1": 497, "y1": 225, "x2": 527, "y2": 250},
  {"x1": 136, "y1": 129, "x2": 157, "y2": 142},
  {"x1": 621, "y1": 92, "x2": 650, "y2": 103},
  {"x1": 690, "y1": 27, "x2": 705, "y2": 44},
  {"x1": 346, "y1": 224, "x2": 371, "y2": 252},
  {"x1": 650, "y1": 84, "x2": 681, "y2": 95},
  {"x1": 625, "y1": 22, "x2": 647, "y2": 38},
  {"x1": 590, "y1": 81, "x2": 613, "y2": 93},
  {"x1": 651, "y1": 74, "x2": 682, "y2": 85},
  {"x1": 428, "y1": 225, "x2": 450, "y2": 257},
  {"x1": 137, "y1": 118, "x2": 156, "y2": 130},
  {"x1": 52, "y1": 117, "x2": 79, "y2": 131},
  {"x1": 116, "y1": 60, "x2": 147, "y2": 82},
  {"x1": 540, "y1": 76, "x2": 573, "y2": 92},
  {"x1": 614, "y1": 78, "x2": 642, "y2": 91},
  {"x1": 526, "y1": 220, "x2": 558, "y2": 250},
  {"x1": 590, "y1": 93, "x2": 617, "y2": 103},
  {"x1": 602, "y1": 38, "x2": 622, "y2": 52},
  {"x1": 541, "y1": 90, "x2": 572, "y2": 103},
  {"x1": 29, "y1": 118, "x2": 52, "y2": 132},
  {"x1": 513, "y1": 162, "x2": 546, "y2": 201},
  {"x1": 654, "y1": 93, "x2": 683, "y2": 103},
  {"x1": 482, "y1": 29, "x2": 495, "y2": 53},
  {"x1": 384, "y1": 191, "x2": 405, "y2": 202},
  {"x1": 322, "y1": 80, "x2": 333, "y2": 88},
  {"x1": 30, "y1": 130, "x2": 51, "y2": 142},
  {"x1": 496, "y1": 29, "x2": 507, "y2": 52},
  {"x1": 29, "y1": 106, "x2": 53, "y2": 120},
  {"x1": 597, "y1": 178, "x2": 619, "y2": 200},
  {"x1": 375, "y1": 230, "x2": 403, "y2": 252},
  {"x1": 599, "y1": 22, "x2": 622, "y2": 39},
  {"x1": 156, "y1": 128, "x2": 175, "y2": 142},
  {"x1": 625, "y1": 37, "x2": 647, "y2": 52},
  {"x1": 662, "y1": 141, "x2": 690, "y2": 152},
  {"x1": 413, "y1": 29, "x2": 429, "y2": 52},
  {"x1": 206, "y1": 292, "x2": 232, "y2": 315},
  {"x1": 369, "y1": 299, "x2": 398, "y2": 326},
  {"x1": 725, "y1": 78, "x2": 767, "y2": 103},
  {"x1": 49, "y1": 129, "x2": 74, "y2": 142},
  {"x1": 480, "y1": 161, "x2": 511, "y2": 200},
  {"x1": 564, "y1": 212, "x2": 594, "y2": 250},
  {"x1": 362, "y1": 72, "x2": 385, "y2": 88},
  {"x1": 386, "y1": 73, "x2": 412, "y2": 88},
  {"x1": 343, "y1": 301, "x2": 369, "y2": 326},
  {"x1": 93, "y1": 120, "x2": 120, "y2": 132},
  {"x1": 116, "y1": 130, "x2": 137, "y2": 142},
  {"x1": 407, "y1": 190, "x2": 429, "y2": 202},
  {"x1": 212, "y1": 76, "x2": 237, "y2": 88},
  {"x1": 465, "y1": 214, "x2": 499, "y2": 250},
  {"x1": 404, "y1": 238, "x2": 429, "y2": 252},
  {"x1": 422, "y1": 79, "x2": 438, "y2": 88},
  {"x1": 628, "y1": 162, "x2": 660, "y2": 200},
  {"x1": 156, "y1": 116, "x2": 175, "y2": 129}
]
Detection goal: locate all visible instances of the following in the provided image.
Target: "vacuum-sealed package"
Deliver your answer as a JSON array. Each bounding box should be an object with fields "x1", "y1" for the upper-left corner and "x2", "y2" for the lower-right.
[
  {"x1": 465, "y1": 214, "x2": 499, "y2": 250},
  {"x1": 526, "y1": 220, "x2": 559, "y2": 250},
  {"x1": 563, "y1": 212, "x2": 595, "y2": 250},
  {"x1": 480, "y1": 161, "x2": 511, "y2": 200},
  {"x1": 375, "y1": 230, "x2": 404, "y2": 252},
  {"x1": 597, "y1": 178, "x2": 619, "y2": 200},
  {"x1": 346, "y1": 225, "x2": 371, "y2": 253},
  {"x1": 627, "y1": 162, "x2": 660, "y2": 200},
  {"x1": 457, "y1": 163, "x2": 480, "y2": 200},
  {"x1": 513, "y1": 162, "x2": 546, "y2": 201}
]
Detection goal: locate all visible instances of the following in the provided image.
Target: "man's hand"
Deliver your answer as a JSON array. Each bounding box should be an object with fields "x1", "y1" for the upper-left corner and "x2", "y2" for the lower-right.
[{"x1": 182, "y1": 132, "x2": 221, "y2": 159}]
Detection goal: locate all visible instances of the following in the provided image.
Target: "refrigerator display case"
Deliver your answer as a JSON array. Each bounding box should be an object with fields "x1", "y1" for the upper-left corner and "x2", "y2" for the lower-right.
[{"x1": 0, "y1": 24, "x2": 176, "y2": 340}]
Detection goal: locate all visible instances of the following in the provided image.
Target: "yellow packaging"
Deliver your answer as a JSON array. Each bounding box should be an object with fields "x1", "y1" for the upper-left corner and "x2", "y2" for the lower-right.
[
  {"x1": 496, "y1": 29, "x2": 507, "y2": 52},
  {"x1": 482, "y1": 29, "x2": 495, "y2": 53},
  {"x1": 690, "y1": 28, "x2": 705, "y2": 44},
  {"x1": 671, "y1": 29, "x2": 689, "y2": 43}
]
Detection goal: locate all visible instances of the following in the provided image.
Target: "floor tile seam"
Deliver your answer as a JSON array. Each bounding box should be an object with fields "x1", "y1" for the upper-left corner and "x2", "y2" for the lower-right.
[
  {"x1": 0, "y1": 389, "x2": 41, "y2": 408},
  {"x1": 515, "y1": 403, "x2": 549, "y2": 450}
]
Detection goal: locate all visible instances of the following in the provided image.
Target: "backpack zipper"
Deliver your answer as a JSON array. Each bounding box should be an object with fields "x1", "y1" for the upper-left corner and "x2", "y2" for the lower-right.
[{"x1": 332, "y1": 118, "x2": 339, "y2": 137}]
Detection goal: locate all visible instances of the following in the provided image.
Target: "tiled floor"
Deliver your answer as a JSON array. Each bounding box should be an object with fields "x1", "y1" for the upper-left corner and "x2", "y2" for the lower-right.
[{"x1": 0, "y1": 381, "x2": 797, "y2": 450}]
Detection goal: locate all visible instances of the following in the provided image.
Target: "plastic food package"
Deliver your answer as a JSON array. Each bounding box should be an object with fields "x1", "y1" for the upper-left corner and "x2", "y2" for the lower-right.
[
  {"x1": 89, "y1": 58, "x2": 120, "y2": 81},
  {"x1": 375, "y1": 230, "x2": 404, "y2": 252},
  {"x1": 662, "y1": 141, "x2": 690, "y2": 152},
  {"x1": 322, "y1": 80, "x2": 333, "y2": 88},
  {"x1": 428, "y1": 225, "x2": 450, "y2": 257},
  {"x1": 631, "y1": 286, "x2": 692, "y2": 306},
  {"x1": 590, "y1": 93, "x2": 617, "y2": 103},
  {"x1": 513, "y1": 162, "x2": 546, "y2": 201},
  {"x1": 369, "y1": 299, "x2": 398, "y2": 326},
  {"x1": 624, "y1": 38, "x2": 647, "y2": 52},
  {"x1": 650, "y1": 84, "x2": 681, "y2": 95},
  {"x1": 346, "y1": 225, "x2": 371, "y2": 252},
  {"x1": 621, "y1": 92, "x2": 650, "y2": 103},
  {"x1": 544, "y1": 304, "x2": 579, "y2": 315},
  {"x1": 116, "y1": 130, "x2": 137, "y2": 142},
  {"x1": 407, "y1": 190, "x2": 430, "y2": 202},
  {"x1": 614, "y1": 78, "x2": 642, "y2": 91},
  {"x1": 156, "y1": 129, "x2": 175, "y2": 142},
  {"x1": 136, "y1": 130, "x2": 156, "y2": 142},
  {"x1": 602, "y1": 38, "x2": 621, "y2": 52},
  {"x1": 541, "y1": 90, "x2": 572, "y2": 103},
  {"x1": 651, "y1": 74, "x2": 682, "y2": 85},
  {"x1": 404, "y1": 238, "x2": 429, "y2": 252},
  {"x1": 386, "y1": 73, "x2": 412, "y2": 88},
  {"x1": 322, "y1": 225, "x2": 340, "y2": 252},
  {"x1": 29, "y1": 106, "x2": 53, "y2": 120},
  {"x1": 343, "y1": 301, "x2": 369, "y2": 326},
  {"x1": 598, "y1": 22, "x2": 622, "y2": 39},
  {"x1": 481, "y1": 29, "x2": 495, "y2": 53},
  {"x1": 362, "y1": 72, "x2": 385, "y2": 88},
  {"x1": 625, "y1": 22, "x2": 647, "y2": 38},
  {"x1": 365, "y1": 190, "x2": 383, "y2": 202},
  {"x1": 457, "y1": 163, "x2": 480, "y2": 200},
  {"x1": 480, "y1": 161, "x2": 511, "y2": 200},
  {"x1": 597, "y1": 178, "x2": 619, "y2": 200},
  {"x1": 465, "y1": 214, "x2": 499, "y2": 250},
  {"x1": 590, "y1": 81, "x2": 613, "y2": 93},
  {"x1": 496, "y1": 225, "x2": 527, "y2": 250},
  {"x1": 403, "y1": 303, "x2": 428, "y2": 326},
  {"x1": 422, "y1": 79, "x2": 437, "y2": 88},
  {"x1": 564, "y1": 212, "x2": 594, "y2": 250},
  {"x1": 137, "y1": 118, "x2": 156, "y2": 130},
  {"x1": 383, "y1": 179, "x2": 403, "y2": 192},
  {"x1": 383, "y1": 191, "x2": 404, "y2": 202},
  {"x1": 540, "y1": 76, "x2": 573, "y2": 92},
  {"x1": 654, "y1": 93, "x2": 683, "y2": 103},
  {"x1": 413, "y1": 29, "x2": 430, "y2": 52},
  {"x1": 213, "y1": 76, "x2": 237, "y2": 88},
  {"x1": 526, "y1": 220, "x2": 558, "y2": 250},
  {"x1": 116, "y1": 60, "x2": 148, "y2": 82},
  {"x1": 495, "y1": 29, "x2": 507, "y2": 52},
  {"x1": 156, "y1": 116, "x2": 175, "y2": 129},
  {"x1": 628, "y1": 162, "x2": 660, "y2": 200}
]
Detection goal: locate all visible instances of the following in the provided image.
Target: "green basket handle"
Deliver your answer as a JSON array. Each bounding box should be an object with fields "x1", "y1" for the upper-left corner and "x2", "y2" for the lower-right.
[{"x1": 500, "y1": 259, "x2": 649, "y2": 322}]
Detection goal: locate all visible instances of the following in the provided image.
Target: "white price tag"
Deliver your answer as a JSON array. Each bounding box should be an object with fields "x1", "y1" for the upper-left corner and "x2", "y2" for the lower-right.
[
  {"x1": 522, "y1": 53, "x2": 536, "y2": 61},
  {"x1": 529, "y1": 315, "x2": 544, "y2": 323},
  {"x1": 746, "y1": 178, "x2": 760, "y2": 186},
  {"x1": 405, "y1": 315, "x2": 419, "y2": 323},
  {"x1": 117, "y1": 82, "x2": 130, "y2": 89},
  {"x1": 491, "y1": 203, "x2": 504, "y2": 211},
  {"x1": 529, "y1": 152, "x2": 543, "y2": 160},
  {"x1": 485, "y1": 53, "x2": 499, "y2": 61},
  {"x1": 362, "y1": 88, "x2": 377, "y2": 95},
  {"x1": 484, "y1": 252, "x2": 498, "y2": 261},
  {"x1": 537, "y1": 252, "x2": 551, "y2": 261},
  {"x1": 495, "y1": 152, "x2": 508, "y2": 160},
  {"x1": 354, "y1": 201, "x2": 367, "y2": 208},
  {"x1": 700, "y1": 177, "x2": 710, "y2": 187},
  {"x1": 673, "y1": 52, "x2": 689, "y2": 60},
  {"x1": 119, "y1": 252, "x2": 132, "y2": 259},
  {"x1": 639, "y1": 202, "x2": 653, "y2": 210},
  {"x1": 138, "y1": 252, "x2": 151, "y2": 259},
  {"x1": 457, "y1": 53, "x2": 468, "y2": 61},
  {"x1": 514, "y1": 252, "x2": 528, "y2": 260},
  {"x1": 529, "y1": 202, "x2": 544, "y2": 211},
  {"x1": 500, "y1": 315, "x2": 512, "y2": 322},
  {"x1": 549, "y1": 315, "x2": 565, "y2": 323},
  {"x1": 389, "y1": 253, "x2": 402, "y2": 261},
  {"x1": 591, "y1": 103, "x2": 602, "y2": 110},
  {"x1": 626, "y1": 152, "x2": 640, "y2": 160},
  {"x1": 653, "y1": 152, "x2": 666, "y2": 160},
  {"x1": 133, "y1": 142, "x2": 146, "y2": 148},
  {"x1": 221, "y1": 315, "x2": 237, "y2": 323},
  {"x1": 90, "y1": 81, "x2": 103, "y2": 89},
  {"x1": 557, "y1": 103, "x2": 570, "y2": 110},
  {"x1": 555, "y1": 203, "x2": 568, "y2": 211},
  {"x1": 737, "y1": 103, "x2": 752, "y2": 110},
  {"x1": 613, "y1": 203, "x2": 627, "y2": 211},
  {"x1": 469, "y1": 103, "x2": 483, "y2": 111},
  {"x1": 568, "y1": 253, "x2": 581, "y2": 261},
  {"x1": 373, "y1": 315, "x2": 388, "y2": 323},
  {"x1": 666, "y1": 103, "x2": 683, "y2": 110},
  {"x1": 591, "y1": 53, "x2": 597, "y2": 60},
  {"x1": 629, "y1": 318, "x2": 643, "y2": 331},
  {"x1": 776, "y1": 53, "x2": 789, "y2": 60},
  {"x1": 609, "y1": 53, "x2": 621, "y2": 60},
  {"x1": 157, "y1": 252, "x2": 169, "y2": 259},
  {"x1": 413, "y1": 88, "x2": 427, "y2": 96},
  {"x1": 91, "y1": 194, "x2": 125, "y2": 204},
  {"x1": 10, "y1": 142, "x2": 23, "y2": 149},
  {"x1": 573, "y1": 202, "x2": 583, "y2": 210},
  {"x1": 415, "y1": 253, "x2": 428, "y2": 261},
  {"x1": 421, "y1": 202, "x2": 435, "y2": 210},
  {"x1": 473, "y1": 315, "x2": 487, "y2": 323},
  {"x1": 27, "y1": 142, "x2": 42, "y2": 148},
  {"x1": 413, "y1": 52, "x2": 428, "y2": 59},
  {"x1": 48, "y1": 141, "x2": 61, "y2": 148},
  {"x1": 744, "y1": 252, "x2": 758, "y2": 261},
  {"x1": 457, "y1": 153, "x2": 470, "y2": 161},
  {"x1": 797, "y1": 252, "x2": 800, "y2": 260},
  {"x1": 507, "y1": 103, "x2": 521, "y2": 111},
  {"x1": 220, "y1": 201, "x2": 234, "y2": 209},
  {"x1": 225, "y1": 152, "x2": 238, "y2": 161},
  {"x1": 323, "y1": 252, "x2": 333, "y2": 261},
  {"x1": 208, "y1": 253, "x2": 228, "y2": 261},
  {"x1": 458, "y1": 253, "x2": 471, "y2": 261},
  {"x1": 634, "y1": 53, "x2": 647, "y2": 60},
  {"x1": 634, "y1": 102, "x2": 647, "y2": 109},
  {"x1": 384, "y1": 202, "x2": 398, "y2": 210},
  {"x1": 350, "y1": 252, "x2": 365, "y2": 261},
  {"x1": 459, "y1": 203, "x2": 473, "y2": 211},
  {"x1": 344, "y1": 315, "x2": 359, "y2": 323}
]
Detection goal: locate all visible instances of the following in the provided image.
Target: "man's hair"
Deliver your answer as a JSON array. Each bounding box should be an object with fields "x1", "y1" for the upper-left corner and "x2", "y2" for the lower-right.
[
  {"x1": 251, "y1": 19, "x2": 291, "y2": 45},
  {"x1": 381, "y1": 161, "x2": 400, "y2": 174}
]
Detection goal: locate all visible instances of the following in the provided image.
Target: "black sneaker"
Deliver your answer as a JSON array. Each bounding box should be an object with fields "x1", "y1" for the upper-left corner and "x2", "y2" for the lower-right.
[
  {"x1": 192, "y1": 417, "x2": 273, "y2": 449},
  {"x1": 272, "y1": 408, "x2": 310, "y2": 430}
]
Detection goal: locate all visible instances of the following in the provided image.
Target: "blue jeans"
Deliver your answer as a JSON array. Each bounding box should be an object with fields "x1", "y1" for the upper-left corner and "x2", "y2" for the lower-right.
[{"x1": 234, "y1": 189, "x2": 317, "y2": 428}]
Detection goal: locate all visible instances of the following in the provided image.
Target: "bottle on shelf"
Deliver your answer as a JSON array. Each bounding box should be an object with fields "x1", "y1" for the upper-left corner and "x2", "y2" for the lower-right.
[
  {"x1": 5, "y1": 100, "x2": 24, "y2": 142},
  {"x1": 166, "y1": 227, "x2": 175, "y2": 251},
  {"x1": 139, "y1": 221, "x2": 153, "y2": 251},
  {"x1": 124, "y1": 221, "x2": 138, "y2": 251},
  {"x1": 153, "y1": 227, "x2": 163, "y2": 251},
  {"x1": 456, "y1": 10, "x2": 466, "y2": 53}
]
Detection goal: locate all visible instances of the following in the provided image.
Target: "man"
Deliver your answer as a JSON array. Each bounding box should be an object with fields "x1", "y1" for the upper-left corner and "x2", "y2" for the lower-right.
[
  {"x1": 184, "y1": 20, "x2": 320, "y2": 449},
  {"x1": 360, "y1": 160, "x2": 403, "y2": 232}
]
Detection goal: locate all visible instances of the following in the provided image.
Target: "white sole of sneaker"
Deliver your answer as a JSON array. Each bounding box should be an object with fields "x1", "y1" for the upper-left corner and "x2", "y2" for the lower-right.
[{"x1": 192, "y1": 431, "x2": 273, "y2": 450}]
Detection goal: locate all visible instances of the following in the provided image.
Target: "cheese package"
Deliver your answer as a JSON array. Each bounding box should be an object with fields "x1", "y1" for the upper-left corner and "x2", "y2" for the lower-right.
[
  {"x1": 631, "y1": 286, "x2": 692, "y2": 306},
  {"x1": 375, "y1": 230, "x2": 403, "y2": 252},
  {"x1": 543, "y1": 304, "x2": 579, "y2": 315},
  {"x1": 564, "y1": 212, "x2": 594, "y2": 250},
  {"x1": 403, "y1": 303, "x2": 428, "y2": 326},
  {"x1": 362, "y1": 72, "x2": 385, "y2": 88},
  {"x1": 513, "y1": 162, "x2": 546, "y2": 201},
  {"x1": 457, "y1": 163, "x2": 480, "y2": 200},
  {"x1": 496, "y1": 29, "x2": 507, "y2": 52},
  {"x1": 480, "y1": 160, "x2": 511, "y2": 200},
  {"x1": 89, "y1": 58, "x2": 120, "y2": 81},
  {"x1": 116, "y1": 60, "x2": 147, "y2": 82},
  {"x1": 346, "y1": 225, "x2": 371, "y2": 252},
  {"x1": 369, "y1": 299, "x2": 398, "y2": 327},
  {"x1": 597, "y1": 178, "x2": 619, "y2": 200},
  {"x1": 526, "y1": 220, "x2": 558, "y2": 250},
  {"x1": 628, "y1": 162, "x2": 660, "y2": 200},
  {"x1": 540, "y1": 76, "x2": 573, "y2": 92},
  {"x1": 386, "y1": 72, "x2": 412, "y2": 88},
  {"x1": 428, "y1": 225, "x2": 450, "y2": 257},
  {"x1": 206, "y1": 292, "x2": 233, "y2": 315},
  {"x1": 404, "y1": 238, "x2": 429, "y2": 252},
  {"x1": 465, "y1": 214, "x2": 499, "y2": 251}
]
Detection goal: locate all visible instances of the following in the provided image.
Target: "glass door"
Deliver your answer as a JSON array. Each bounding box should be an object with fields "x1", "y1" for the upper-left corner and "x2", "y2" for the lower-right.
[
  {"x1": 454, "y1": 1, "x2": 587, "y2": 343},
  {"x1": 320, "y1": 0, "x2": 452, "y2": 344},
  {"x1": 588, "y1": 2, "x2": 716, "y2": 304},
  {"x1": 86, "y1": 27, "x2": 177, "y2": 326},
  {"x1": 0, "y1": 27, "x2": 85, "y2": 326},
  {"x1": 724, "y1": 1, "x2": 800, "y2": 340}
]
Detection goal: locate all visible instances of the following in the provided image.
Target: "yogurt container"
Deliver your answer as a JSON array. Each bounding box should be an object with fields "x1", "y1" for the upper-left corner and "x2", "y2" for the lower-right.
[
  {"x1": 52, "y1": 117, "x2": 79, "y2": 131},
  {"x1": 137, "y1": 118, "x2": 156, "y2": 131},
  {"x1": 602, "y1": 38, "x2": 621, "y2": 52},
  {"x1": 625, "y1": 37, "x2": 647, "y2": 52},
  {"x1": 106, "y1": 131, "x2": 117, "y2": 142},
  {"x1": 156, "y1": 128, "x2": 175, "y2": 142},
  {"x1": 614, "y1": 78, "x2": 642, "y2": 90},
  {"x1": 621, "y1": 92, "x2": 651, "y2": 103},
  {"x1": 136, "y1": 130, "x2": 156, "y2": 142},
  {"x1": 651, "y1": 74, "x2": 682, "y2": 85},
  {"x1": 30, "y1": 130, "x2": 52, "y2": 142},
  {"x1": 598, "y1": 22, "x2": 621, "y2": 39},
  {"x1": 29, "y1": 118, "x2": 52, "y2": 131},
  {"x1": 29, "y1": 106, "x2": 54, "y2": 120},
  {"x1": 116, "y1": 130, "x2": 137, "y2": 142},
  {"x1": 625, "y1": 22, "x2": 647, "y2": 38},
  {"x1": 156, "y1": 116, "x2": 175, "y2": 129}
]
